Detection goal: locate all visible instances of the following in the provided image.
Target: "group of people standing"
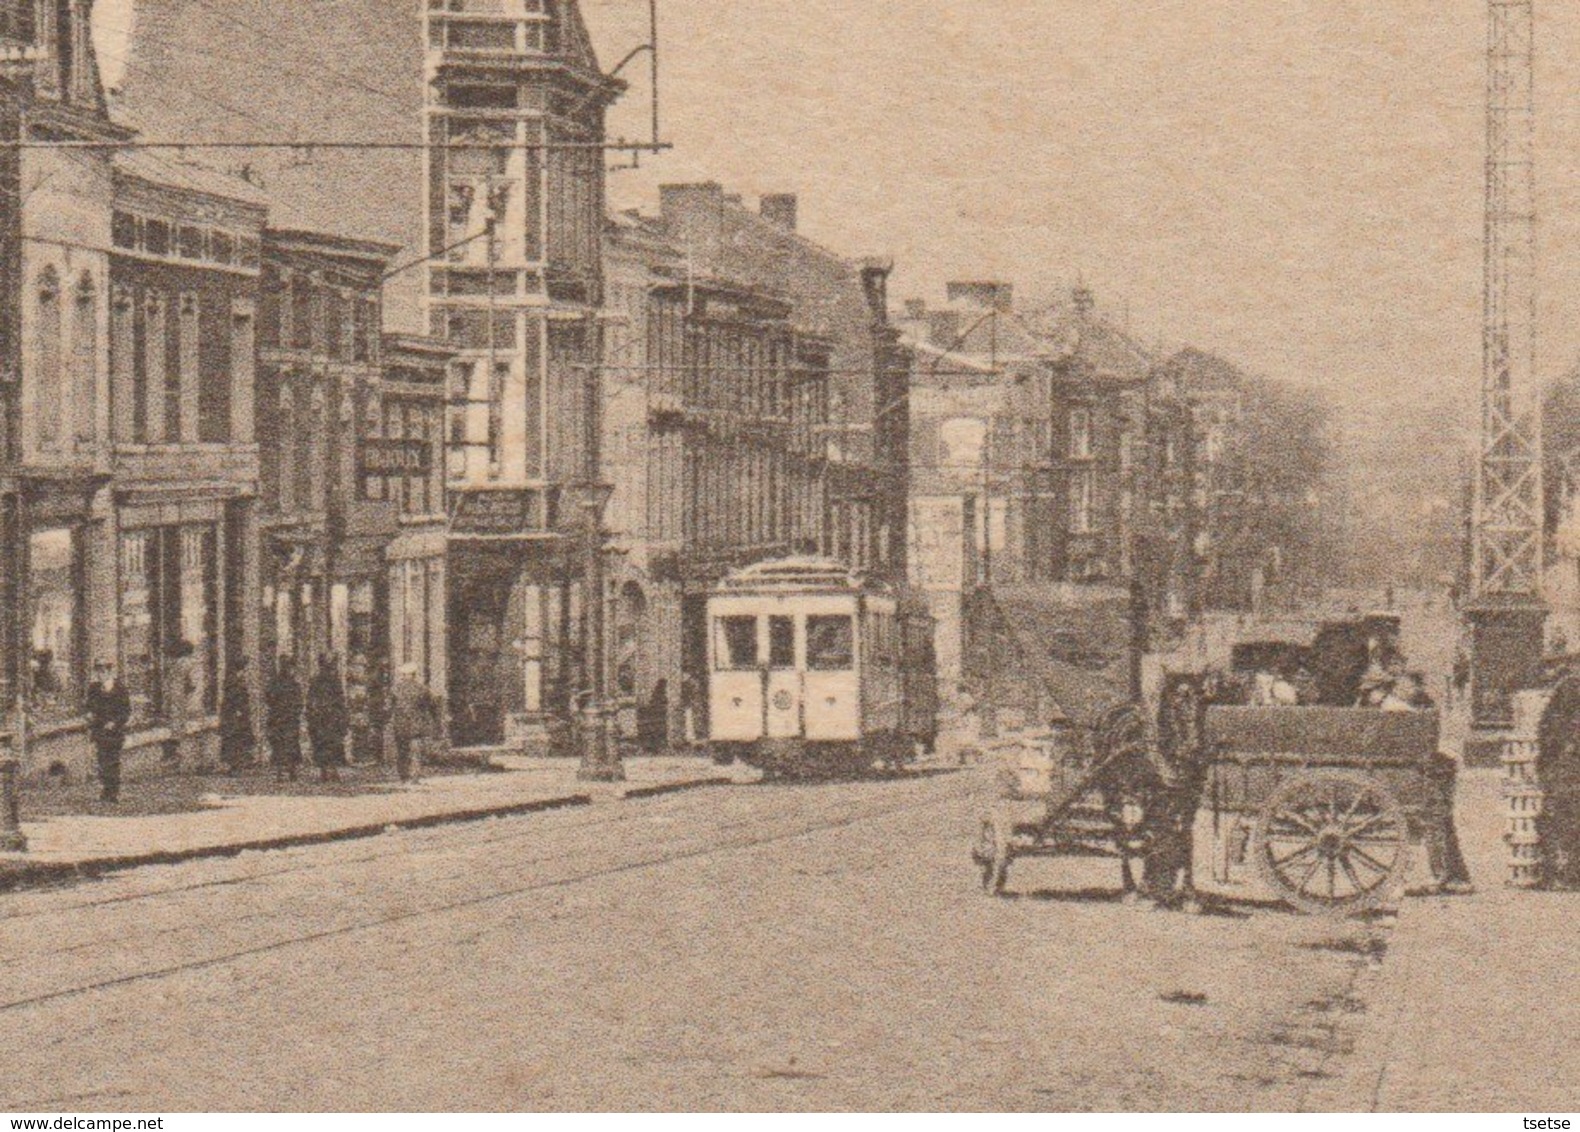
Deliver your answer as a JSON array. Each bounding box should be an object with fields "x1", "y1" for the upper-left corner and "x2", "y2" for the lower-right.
[
  {"x1": 260, "y1": 655, "x2": 441, "y2": 785},
  {"x1": 82, "y1": 650, "x2": 443, "y2": 804}
]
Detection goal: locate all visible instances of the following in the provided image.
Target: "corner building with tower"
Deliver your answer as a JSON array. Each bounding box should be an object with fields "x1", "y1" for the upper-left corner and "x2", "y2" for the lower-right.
[{"x1": 423, "y1": 0, "x2": 622, "y2": 750}]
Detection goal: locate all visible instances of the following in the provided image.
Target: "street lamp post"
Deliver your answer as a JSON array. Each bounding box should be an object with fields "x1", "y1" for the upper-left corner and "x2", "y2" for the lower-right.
[{"x1": 570, "y1": 481, "x2": 623, "y2": 783}]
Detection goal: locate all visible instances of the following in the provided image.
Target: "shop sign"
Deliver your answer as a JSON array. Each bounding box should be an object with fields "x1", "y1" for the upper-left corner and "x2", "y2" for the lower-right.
[
  {"x1": 450, "y1": 489, "x2": 541, "y2": 536},
  {"x1": 359, "y1": 439, "x2": 431, "y2": 477}
]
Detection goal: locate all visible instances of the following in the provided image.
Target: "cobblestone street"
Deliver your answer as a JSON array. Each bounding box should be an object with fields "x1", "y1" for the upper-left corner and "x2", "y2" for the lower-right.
[{"x1": 0, "y1": 769, "x2": 1398, "y2": 1112}]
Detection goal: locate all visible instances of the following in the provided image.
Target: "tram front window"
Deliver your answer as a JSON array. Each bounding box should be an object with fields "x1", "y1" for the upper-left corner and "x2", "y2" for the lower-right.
[
  {"x1": 807, "y1": 615, "x2": 854, "y2": 671},
  {"x1": 769, "y1": 616, "x2": 796, "y2": 669},
  {"x1": 717, "y1": 616, "x2": 759, "y2": 671}
]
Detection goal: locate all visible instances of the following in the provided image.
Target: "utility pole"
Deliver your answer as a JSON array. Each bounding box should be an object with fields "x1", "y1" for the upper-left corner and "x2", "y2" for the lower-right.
[{"x1": 1468, "y1": 0, "x2": 1546, "y2": 733}]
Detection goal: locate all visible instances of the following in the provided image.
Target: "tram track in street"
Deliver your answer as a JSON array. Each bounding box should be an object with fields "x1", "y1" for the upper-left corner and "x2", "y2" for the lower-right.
[
  {"x1": 0, "y1": 774, "x2": 971, "y2": 1016},
  {"x1": 0, "y1": 770, "x2": 968, "y2": 927}
]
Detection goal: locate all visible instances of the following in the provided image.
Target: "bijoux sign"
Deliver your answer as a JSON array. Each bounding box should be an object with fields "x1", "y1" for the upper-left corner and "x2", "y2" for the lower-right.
[{"x1": 359, "y1": 439, "x2": 432, "y2": 477}]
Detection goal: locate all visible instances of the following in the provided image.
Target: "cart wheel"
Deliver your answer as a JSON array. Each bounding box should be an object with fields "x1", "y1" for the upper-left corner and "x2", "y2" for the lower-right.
[
  {"x1": 972, "y1": 817, "x2": 1011, "y2": 896},
  {"x1": 1253, "y1": 769, "x2": 1407, "y2": 916}
]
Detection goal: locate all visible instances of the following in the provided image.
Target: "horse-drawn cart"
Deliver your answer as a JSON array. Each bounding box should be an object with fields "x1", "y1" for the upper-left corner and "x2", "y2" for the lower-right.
[
  {"x1": 971, "y1": 704, "x2": 1157, "y2": 896},
  {"x1": 1205, "y1": 705, "x2": 1437, "y2": 914},
  {"x1": 968, "y1": 599, "x2": 1444, "y2": 916}
]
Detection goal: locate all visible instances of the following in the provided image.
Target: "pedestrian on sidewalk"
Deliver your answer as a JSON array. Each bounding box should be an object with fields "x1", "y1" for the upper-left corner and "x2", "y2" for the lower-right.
[
  {"x1": 1422, "y1": 747, "x2": 1474, "y2": 894},
  {"x1": 308, "y1": 654, "x2": 349, "y2": 784},
  {"x1": 266, "y1": 655, "x2": 304, "y2": 784},
  {"x1": 220, "y1": 656, "x2": 254, "y2": 774},
  {"x1": 390, "y1": 662, "x2": 438, "y2": 784},
  {"x1": 85, "y1": 660, "x2": 131, "y2": 805}
]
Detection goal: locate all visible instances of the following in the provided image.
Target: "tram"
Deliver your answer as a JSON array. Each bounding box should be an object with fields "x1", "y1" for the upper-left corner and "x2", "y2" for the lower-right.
[{"x1": 705, "y1": 557, "x2": 938, "y2": 777}]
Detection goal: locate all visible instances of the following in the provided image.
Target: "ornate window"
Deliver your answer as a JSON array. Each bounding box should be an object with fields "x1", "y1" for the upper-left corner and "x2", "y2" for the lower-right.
[
  {"x1": 35, "y1": 267, "x2": 61, "y2": 446},
  {"x1": 71, "y1": 273, "x2": 97, "y2": 443}
]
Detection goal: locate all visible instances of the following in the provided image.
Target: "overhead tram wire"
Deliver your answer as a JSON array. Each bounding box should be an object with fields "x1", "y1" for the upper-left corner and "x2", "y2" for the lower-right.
[{"x1": 0, "y1": 139, "x2": 672, "y2": 152}]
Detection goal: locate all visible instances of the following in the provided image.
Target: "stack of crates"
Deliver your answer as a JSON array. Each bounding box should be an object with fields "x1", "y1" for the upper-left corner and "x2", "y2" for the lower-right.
[{"x1": 1504, "y1": 690, "x2": 1551, "y2": 888}]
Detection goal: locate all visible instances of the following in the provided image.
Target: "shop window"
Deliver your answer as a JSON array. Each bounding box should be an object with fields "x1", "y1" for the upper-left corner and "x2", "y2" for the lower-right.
[
  {"x1": 121, "y1": 525, "x2": 219, "y2": 728},
  {"x1": 29, "y1": 528, "x2": 81, "y2": 725},
  {"x1": 119, "y1": 529, "x2": 157, "y2": 725},
  {"x1": 179, "y1": 526, "x2": 218, "y2": 716}
]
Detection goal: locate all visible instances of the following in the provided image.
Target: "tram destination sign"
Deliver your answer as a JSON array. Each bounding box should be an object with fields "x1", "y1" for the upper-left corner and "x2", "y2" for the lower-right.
[
  {"x1": 359, "y1": 439, "x2": 432, "y2": 477},
  {"x1": 450, "y1": 488, "x2": 544, "y2": 536}
]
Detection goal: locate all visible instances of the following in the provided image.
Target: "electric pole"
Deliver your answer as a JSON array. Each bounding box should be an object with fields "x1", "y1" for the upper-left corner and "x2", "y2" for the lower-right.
[{"x1": 1468, "y1": 0, "x2": 1547, "y2": 733}]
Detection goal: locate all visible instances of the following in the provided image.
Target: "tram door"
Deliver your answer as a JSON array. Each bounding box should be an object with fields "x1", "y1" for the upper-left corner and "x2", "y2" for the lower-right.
[{"x1": 764, "y1": 614, "x2": 801, "y2": 739}]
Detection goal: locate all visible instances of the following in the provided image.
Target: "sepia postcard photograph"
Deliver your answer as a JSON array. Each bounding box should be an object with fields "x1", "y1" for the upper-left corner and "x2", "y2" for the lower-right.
[{"x1": 0, "y1": 0, "x2": 1575, "y2": 1118}]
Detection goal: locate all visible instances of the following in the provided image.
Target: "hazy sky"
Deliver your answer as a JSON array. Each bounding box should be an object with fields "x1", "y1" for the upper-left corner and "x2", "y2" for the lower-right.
[{"x1": 92, "y1": 1, "x2": 1580, "y2": 442}]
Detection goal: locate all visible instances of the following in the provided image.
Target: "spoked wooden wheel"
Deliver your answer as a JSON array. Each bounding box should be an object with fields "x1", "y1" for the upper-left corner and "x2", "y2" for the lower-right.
[
  {"x1": 972, "y1": 816, "x2": 1011, "y2": 896},
  {"x1": 1253, "y1": 769, "x2": 1407, "y2": 915}
]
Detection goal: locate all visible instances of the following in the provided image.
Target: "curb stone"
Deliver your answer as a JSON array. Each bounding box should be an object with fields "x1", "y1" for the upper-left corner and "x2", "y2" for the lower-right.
[{"x1": 0, "y1": 773, "x2": 736, "y2": 896}]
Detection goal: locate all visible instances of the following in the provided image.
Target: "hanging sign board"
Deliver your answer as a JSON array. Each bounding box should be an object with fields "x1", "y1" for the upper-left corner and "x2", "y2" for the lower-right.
[{"x1": 450, "y1": 489, "x2": 542, "y2": 536}]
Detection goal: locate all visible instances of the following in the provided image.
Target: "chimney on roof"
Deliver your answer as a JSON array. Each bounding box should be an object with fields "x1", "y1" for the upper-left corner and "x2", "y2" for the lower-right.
[
  {"x1": 946, "y1": 281, "x2": 1014, "y2": 313},
  {"x1": 1073, "y1": 285, "x2": 1096, "y2": 317},
  {"x1": 928, "y1": 310, "x2": 962, "y2": 350},
  {"x1": 904, "y1": 298, "x2": 927, "y2": 320},
  {"x1": 760, "y1": 193, "x2": 798, "y2": 231}
]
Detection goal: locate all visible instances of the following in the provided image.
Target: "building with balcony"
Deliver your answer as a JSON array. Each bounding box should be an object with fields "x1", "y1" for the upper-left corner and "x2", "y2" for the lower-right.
[
  {"x1": 104, "y1": 153, "x2": 267, "y2": 761},
  {"x1": 601, "y1": 209, "x2": 832, "y2": 746},
  {"x1": 257, "y1": 228, "x2": 399, "y2": 688},
  {"x1": 652, "y1": 185, "x2": 908, "y2": 585},
  {"x1": 377, "y1": 333, "x2": 452, "y2": 703},
  {"x1": 423, "y1": 0, "x2": 624, "y2": 749},
  {"x1": 0, "y1": 2, "x2": 270, "y2": 779}
]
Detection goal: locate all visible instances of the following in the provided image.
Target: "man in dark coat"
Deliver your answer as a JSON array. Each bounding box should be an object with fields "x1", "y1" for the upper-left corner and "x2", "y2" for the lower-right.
[
  {"x1": 266, "y1": 655, "x2": 304, "y2": 784},
  {"x1": 307, "y1": 655, "x2": 349, "y2": 783},
  {"x1": 220, "y1": 657, "x2": 254, "y2": 773},
  {"x1": 84, "y1": 660, "x2": 132, "y2": 804}
]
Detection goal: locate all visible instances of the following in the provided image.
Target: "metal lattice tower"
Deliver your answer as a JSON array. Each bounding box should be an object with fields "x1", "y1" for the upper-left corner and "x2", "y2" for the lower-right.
[{"x1": 1473, "y1": 0, "x2": 1543, "y2": 601}]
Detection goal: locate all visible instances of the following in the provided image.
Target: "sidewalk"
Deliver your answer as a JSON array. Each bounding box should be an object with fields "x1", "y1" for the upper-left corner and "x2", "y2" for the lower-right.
[
  {"x1": 1314, "y1": 767, "x2": 1580, "y2": 1111},
  {"x1": 0, "y1": 755, "x2": 751, "y2": 891}
]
